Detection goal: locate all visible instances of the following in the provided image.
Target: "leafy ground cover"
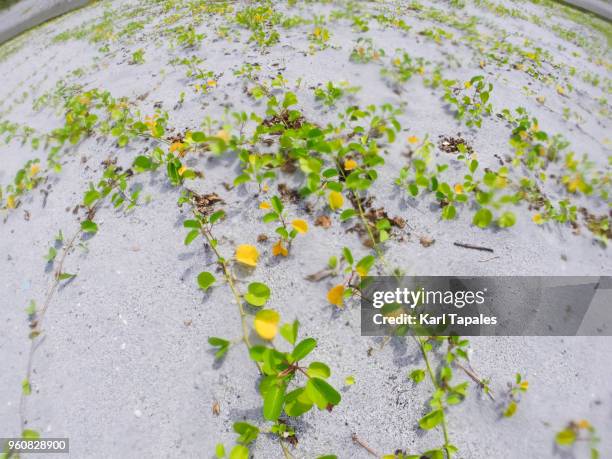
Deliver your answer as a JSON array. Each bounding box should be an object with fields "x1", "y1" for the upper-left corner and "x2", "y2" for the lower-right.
[{"x1": 0, "y1": 0, "x2": 610, "y2": 458}]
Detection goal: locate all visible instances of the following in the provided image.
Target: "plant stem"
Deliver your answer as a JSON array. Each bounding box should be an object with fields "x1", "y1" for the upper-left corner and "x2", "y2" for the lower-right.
[
  {"x1": 280, "y1": 439, "x2": 294, "y2": 459},
  {"x1": 416, "y1": 337, "x2": 451, "y2": 457},
  {"x1": 352, "y1": 191, "x2": 391, "y2": 271},
  {"x1": 200, "y1": 226, "x2": 262, "y2": 373}
]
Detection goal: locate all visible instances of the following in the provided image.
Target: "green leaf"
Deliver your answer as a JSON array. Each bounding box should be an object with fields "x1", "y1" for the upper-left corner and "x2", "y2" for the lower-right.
[
  {"x1": 234, "y1": 174, "x2": 250, "y2": 186},
  {"x1": 262, "y1": 212, "x2": 279, "y2": 223},
  {"x1": 379, "y1": 229, "x2": 389, "y2": 242},
  {"x1": 83, "y1": 189, "x2": 101, "y2": 207},
  {"x1": 441, "y1": 204, "x2": 456, "y2": 220},
  {"x1": 423, "y1": 450, "x2": 444, "y2": 459},
  {"x1": 81, "y1": 220, "x2": 98, "y2": 233},
  {"x1": 270, "y1": 196, "x2": 284, "y2": 214},
  {"x1": 197, "y1": 272, "x2": 216, "y2": 291},
  {"x1": 418, "y1": 409, "x2": 444, "y2": 430},
  {"x1": 446, "y1": 392, "x2": 463, "y2": 405},
  {"x1": 344, "y1": 375, "x2": 355, "y2": 385},
  {"x1": 229, "y1": 445, "x2": 248, "y2": 459},
  {"x1": 248, "y1": 345, "x2": 267, "y2": 362},
  {"x1": 208, "y1": 337, "x2": 230, "y2": 359},
  {"x1": 184, "y1": 229, "x2": 199, "y2": 245},
  {"x1": 498, "y1": 211, "x2": 516, "y2": 228},
  {"x1": 25, "y1": 300, "x2": 36, "y2": 315},
  {"x1": 183, "y1": 219, "x2": 200, "y2": 229},
  {"x1": 503, "y1": 401, "x2": 517, "y2": 417},
  {"x1": 555, "y1": 428, "x2": 577, "y2": 446},
  {"x1": 409, "y1": 369, "x2": 425, "y2": 384},
  {"x1": 307, "y1": 361, "x2": 331, "y2": 379},
  {"x1": 263, "y1": 382, "x2": 286, "y2": 421},
  {"x1": 233, "y1": 422, "x2": 259, "y2": 444},
  {"x1": 291, "y1": 338, "x2": 317, "y2": 361},
  {"x1": 355, "y1": 255, "x2": 375, "y2": 275},
  {"x1": 305, "y1": 377, "x2": 341, "y2": 409},
  {"x1": 58, "y1": 272, "x2": 76, "y2": 281},
  {"x1": 340, "y1": 209, "x2": 357, "y2": 221},
  {"x1": 472, "y1": 208, "x2": 493, "y2": 228},
  {"x1": 342, "y1": 247, "x2": 353, "y2": 265},
  {"x1": 215, "y1": 443, "x2": 226, "y2": 458},
  {"x1": 282, "y1": 92, "x2": 298, "y2": 108},
  {"x1": 209, "y1": 210, "x2": 225, "y2": 224},
  {"x1": 133, "y1": 155, "x2": 152, "y2": 172},
  {"x1": 285, "y1": 387, "x2": 314, "y2": 416},
  {"x1": 22, "y1": 379, "x2": 31, "y2": 395},
  {"x1": 244, "y1": 282, "x2": 271, "y2": 307},
  {"x1": 191, "y1": 131, "x2": 206, "y2": 142},
  {"x1": 45, "y1": 246, "x2": 57, "y2": 262},
  {"x1": 21, "y1": 429, "x2": 39, "y2": 439},
  {"x1": 280, "y1": 320, "x2": 299, "y2": 345}
]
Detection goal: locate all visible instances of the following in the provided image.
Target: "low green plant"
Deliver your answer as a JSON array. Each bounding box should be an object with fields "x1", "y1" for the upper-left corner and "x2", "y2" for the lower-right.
[{"x1": 443, "y1": 76, "x2": 493, "y2": 128}]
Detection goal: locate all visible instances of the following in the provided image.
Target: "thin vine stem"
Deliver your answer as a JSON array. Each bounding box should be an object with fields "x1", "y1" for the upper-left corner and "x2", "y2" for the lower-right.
[{"x1": 416, "y1": 336, "x2": 451, "y2": 458}]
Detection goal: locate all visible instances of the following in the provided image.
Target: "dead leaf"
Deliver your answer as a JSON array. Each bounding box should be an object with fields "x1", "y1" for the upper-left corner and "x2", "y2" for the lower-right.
[
  {"x1": 305, "y1": 269, "x2": 334, "y2": 282},
  {"x1": 315, "y1": 215, "x2": 332, "y2": 228},
  {"x1": 420, "y1": 236, "x2": 435, "y2": 247},
  {"x1": 193, "y1": 192, "x2": 224, "y2": 216}
]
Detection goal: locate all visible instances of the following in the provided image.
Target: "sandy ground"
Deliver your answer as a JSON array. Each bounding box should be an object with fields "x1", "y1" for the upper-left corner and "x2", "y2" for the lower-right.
[{"x1": 0, "y1": 0, "x2": 611, "y2": 458}]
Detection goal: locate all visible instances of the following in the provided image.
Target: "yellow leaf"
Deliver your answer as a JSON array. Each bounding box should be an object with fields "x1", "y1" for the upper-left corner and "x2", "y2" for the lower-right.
[
  {"x1": 178, "y1": 166, "x2": 188, "y2": 176},
  {"x1": 216, "y1": 129, "x2": 230, "y2": 142},
  {"x1": 29, "y1": 163, "x2": 41, "y2": 176},
  {"x1": 532, "y1": 213, "x2": 544, "y2": 225},
  {"x1": 291, "y1": 219, "x2": 308, "y2": 234},
  {"x1": 254, "y1": 309, "x2": 280, "y2": 340},
  {"x1": 556, "y1": 85, "x2": 565, "y2": 95},
  {"x1": 262, "y1": 184, "x2": 269, "y2": 192},
  {"x1": 355, "y1": 266, "x2": 368, "y2": 277},
  {"x1": 567, "y1": 176, "x2": 582, "y2": 193},
  {"x1": 327, "y1": 284, "x2": 345, "y2": 307},
  {"x1": 344, "y1": 159, "x2": 357, "y2": 170},
  {"x1": 328, "y1": 191, "x2": 344, "y2": 210},
  {"x1": 259, "y1": 201, "x2": 271, "y2": 210},
  {"x1": 235, "y1": 244, "x2": 259, "y2": 267},
  {"x1": 169, "y1": 142, "x2": 183, "y2": 153},
  {"x1": 536, "y1": 95, "x2": 546, "y2": 104},
  {"x1": 577, "y1": 419, "x2": 591, "y2": 429},
  {"x1": 207, "y1": 79, "x2": 217, "y2": 88},
  {"x1": 519, "y1": 381, "x2": 529, "y2": 390},
  {"x1": 272, "y1": 240, "x2": 288, "y2": 257},
  {"x1": 454, "y1": 183, "x2": 464, "y2": 194},
  {"x1": 407, "y1": 135, "x2": 419, "y2": 144},
  {"x1": 6, "y1": 195, "x2": 16, "y2": 209},
  {"x1": 464, "y1": 81, "x2": 472, "y2": 89}
]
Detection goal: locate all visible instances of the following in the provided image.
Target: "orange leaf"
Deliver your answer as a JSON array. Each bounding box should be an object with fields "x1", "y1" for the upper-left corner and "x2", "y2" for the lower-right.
[{"x1": 327, "y1": 285, "x2": 345, "y2": 307}]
